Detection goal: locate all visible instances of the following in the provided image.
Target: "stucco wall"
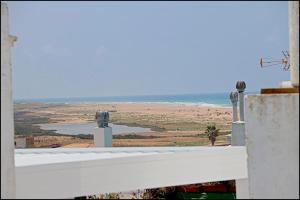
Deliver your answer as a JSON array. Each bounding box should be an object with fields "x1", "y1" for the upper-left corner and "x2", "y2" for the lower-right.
[
  {"x1": 245, "y1": 94, "x2": 299, "y2": 199},
  {"x1": 1, "y1": 3, "x2": 16, "y2": 198}
]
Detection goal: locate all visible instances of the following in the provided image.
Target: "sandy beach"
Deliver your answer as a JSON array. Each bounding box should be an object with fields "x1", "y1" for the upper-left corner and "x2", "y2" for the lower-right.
[{"x1": 14, "y1": 102, "x2": 232, "y2": 147}]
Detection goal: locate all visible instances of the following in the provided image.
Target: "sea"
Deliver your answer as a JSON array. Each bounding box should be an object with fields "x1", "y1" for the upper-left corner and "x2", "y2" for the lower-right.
[{"x1": 14, "y1": 93, "x2": 252, "y2": 108}]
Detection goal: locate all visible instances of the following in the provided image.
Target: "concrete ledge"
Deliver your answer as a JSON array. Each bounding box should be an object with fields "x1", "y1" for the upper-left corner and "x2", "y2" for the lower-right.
[{"x1": 15, "y1": 147, "x2": 247, "y2": 198}]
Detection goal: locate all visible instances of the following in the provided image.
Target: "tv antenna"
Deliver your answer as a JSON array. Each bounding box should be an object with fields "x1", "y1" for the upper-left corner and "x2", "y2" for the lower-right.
[{"x1": 260, "y1": 50, "x2": 290, "y2": 71}]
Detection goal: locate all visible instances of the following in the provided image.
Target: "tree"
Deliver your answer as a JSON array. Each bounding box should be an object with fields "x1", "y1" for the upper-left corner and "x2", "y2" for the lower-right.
[{"x1": 206, "y1": 124, "x2": 219, "y2": 146}]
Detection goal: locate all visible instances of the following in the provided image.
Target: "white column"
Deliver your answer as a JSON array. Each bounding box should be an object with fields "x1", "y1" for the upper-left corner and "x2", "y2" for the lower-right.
[
  {"x1": 289, "y1": 1, "x2": 299, "y2": 87},
  {"x1": 231, "y1": 121, "x2": 249, "y2": 199},
  {"x1": 1, "y1": 2, "x2": 17, "y2": 199},
  {"x1": 94, "y1": 127, "x2": 112, "y2": 147},
  {"x1": 231, "y1": 86, "x2": 249, "y2": 198},
  {"x1": 245, "y1": 94, "x2": 299, "y2": 198}
]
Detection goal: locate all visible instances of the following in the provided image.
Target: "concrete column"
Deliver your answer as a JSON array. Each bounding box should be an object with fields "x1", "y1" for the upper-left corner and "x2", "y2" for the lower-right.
[
  {"x1": 94, "y1": 127, "x2": 112, "y2": 147},
  {"x1": 289, "y1": 1, "x2": 299, "y2": 87},
  {"x1": 1, "y1": 2, "x2": 17, "y2": 199},
  {"x1": 236, "y1": 81, "x2": 246, "y2": 121},
  {"x1": 230, "y1": 91, "x2": 239, "y2": 122},
  {"x1": 231, "y1": 85, "x2": 249, "y2": 199},
  {"x1": 245, "y1": 94, "x2": 299, "y2": 198},
  {"x1": 231, "y1": 121, "x2": 249, "y2": 199}
]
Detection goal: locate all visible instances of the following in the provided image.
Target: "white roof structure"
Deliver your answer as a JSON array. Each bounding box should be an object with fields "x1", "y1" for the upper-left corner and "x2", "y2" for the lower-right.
[{"x1": 15, "y1": 146, "x2": 247, "y2": 199}]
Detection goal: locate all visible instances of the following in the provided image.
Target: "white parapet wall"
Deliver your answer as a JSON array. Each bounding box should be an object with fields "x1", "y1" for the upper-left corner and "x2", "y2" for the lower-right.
[
  {"x1": 15, "y1": 147, "x2": 247, "y2": 198},
  {"x1": 245, "y1": 94, "x2": 299, "y2": 199}
]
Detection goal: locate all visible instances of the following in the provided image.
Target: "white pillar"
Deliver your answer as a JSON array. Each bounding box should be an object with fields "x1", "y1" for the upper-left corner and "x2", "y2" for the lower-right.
[
  {"x1": 1, "y1": 2, "x2": 17, "y2": 199},
  {"x1": 233, "y1": 83, "x2": 249, "y2": 199},
  {"x1": 94, "y1": 127, "x2": 112, "y2": 147},
  {"x1": 245, "y1": 94, "x2": 299, "y2": 198},
  {"x1": 231, "y1": 87, "x2": 249, "y2": 198},
  {"x1": 289, "y1": 1, "x2": 299, "y2": 87},
  {"x1": 231, "y1": 121, "x2": 249, "y2": 199}
]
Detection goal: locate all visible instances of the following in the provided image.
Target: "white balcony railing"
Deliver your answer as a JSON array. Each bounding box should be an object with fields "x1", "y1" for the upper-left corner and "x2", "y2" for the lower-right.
[{"x1": 15, "y1": 146, "x2": 247, "y2": 199}]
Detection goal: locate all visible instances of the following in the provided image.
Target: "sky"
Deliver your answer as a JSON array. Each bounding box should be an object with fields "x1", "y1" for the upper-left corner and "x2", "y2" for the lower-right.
[{"x1": 6, "y1": 1, "x2": 290, "y2": 100}]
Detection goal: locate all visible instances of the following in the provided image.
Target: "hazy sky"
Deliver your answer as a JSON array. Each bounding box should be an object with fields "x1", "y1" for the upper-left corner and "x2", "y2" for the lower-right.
[{"x1": 7, "y1": 1, "x2": 289, "y2": 99}]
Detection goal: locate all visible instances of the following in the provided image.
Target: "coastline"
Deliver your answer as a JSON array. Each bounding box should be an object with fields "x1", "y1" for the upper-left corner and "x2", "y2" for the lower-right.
[
  {"x1": 14, "y1": 93, "x2": 232, "y2": 108},
  {"x1": 14, "y1": 102, "x2": 232, "y2": 147}
]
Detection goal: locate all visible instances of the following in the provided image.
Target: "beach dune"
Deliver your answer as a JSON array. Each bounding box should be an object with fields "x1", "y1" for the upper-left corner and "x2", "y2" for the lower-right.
[{"x1": 15, "y1": 103, "x2": 232, "y2": 147}]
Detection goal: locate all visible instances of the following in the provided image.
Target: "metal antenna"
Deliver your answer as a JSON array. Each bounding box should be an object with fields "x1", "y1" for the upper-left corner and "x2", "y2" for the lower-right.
[{"x1": 260, "y1": 50, "x2": 290, "y2": 71}]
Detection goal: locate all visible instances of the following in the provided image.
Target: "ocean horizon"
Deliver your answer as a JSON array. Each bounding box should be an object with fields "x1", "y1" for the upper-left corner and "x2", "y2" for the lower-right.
[{"x1": 14, "y1": 92, "x2": 256, "y2": 108}]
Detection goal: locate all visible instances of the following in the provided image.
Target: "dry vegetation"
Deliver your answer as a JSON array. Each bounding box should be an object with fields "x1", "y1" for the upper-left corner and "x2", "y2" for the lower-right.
[{"x1": 14, "y1": 103, "x2": 232, "y2": 147}]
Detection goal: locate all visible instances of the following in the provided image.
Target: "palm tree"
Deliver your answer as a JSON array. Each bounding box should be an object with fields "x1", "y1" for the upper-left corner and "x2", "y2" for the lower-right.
[{"x1": 206, "y1": 124, "x2": 219, "y2": 146}]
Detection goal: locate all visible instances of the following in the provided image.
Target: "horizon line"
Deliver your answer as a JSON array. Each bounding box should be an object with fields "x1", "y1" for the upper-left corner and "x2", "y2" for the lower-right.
[{"x1": 14, "y1": 91, "x2": 259, "y2": 101}]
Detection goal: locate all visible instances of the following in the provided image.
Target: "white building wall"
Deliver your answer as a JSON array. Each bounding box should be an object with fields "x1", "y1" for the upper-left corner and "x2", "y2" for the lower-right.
[
  {"x1": 245, "y1": 94, "x2": 299, "y2": 199},
  {"x1": 1, "y1": 2, "x2": 17, "y2": 198},
  {"x1": 289, "y1": 1, "x2": 299, "y2": 87}
]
